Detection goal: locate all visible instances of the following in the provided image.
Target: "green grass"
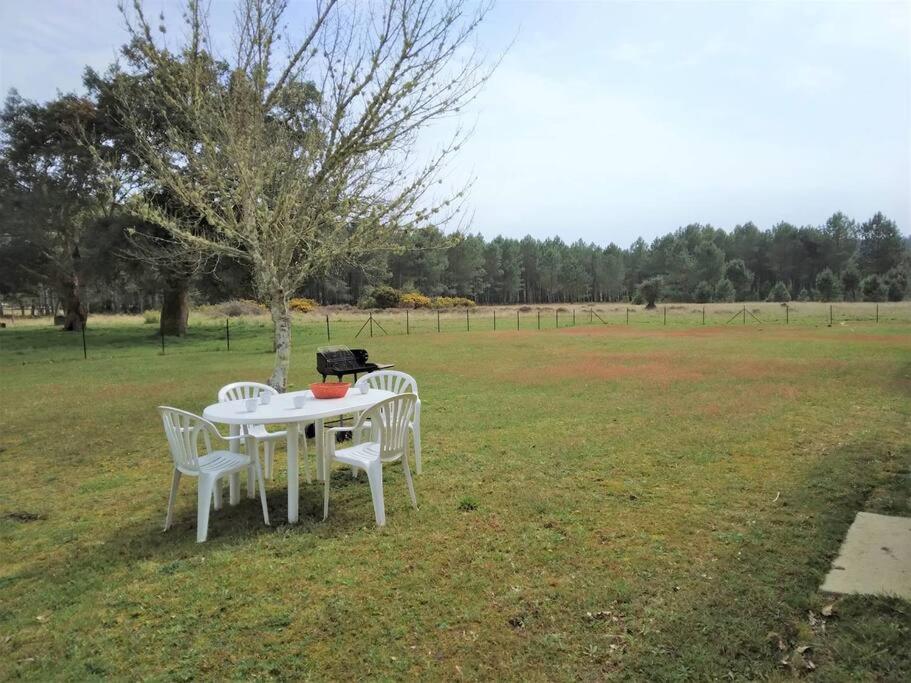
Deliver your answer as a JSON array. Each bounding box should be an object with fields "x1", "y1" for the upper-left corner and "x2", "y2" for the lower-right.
[{"x1": 1, "y1": 314, "x2": 909, "y2": 680}]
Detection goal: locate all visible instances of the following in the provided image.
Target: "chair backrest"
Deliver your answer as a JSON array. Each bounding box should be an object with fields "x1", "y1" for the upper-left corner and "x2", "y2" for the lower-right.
[
  {"x1": 218, "y1": 381, "x2": 277, "y2": 403},
  {"x1": 356, "y1": 370, "x2": 418, "y2": 396},
  {"x1": 158, "y1": 406, "x2": 218, "y2": 473},
  {"x1": 356, "y1": 393, "x2": 417, "y2": 463}
]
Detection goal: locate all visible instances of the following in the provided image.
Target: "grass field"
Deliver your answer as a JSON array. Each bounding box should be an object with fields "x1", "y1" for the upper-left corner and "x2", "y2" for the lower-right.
[{"x1": 1, "y1": 307, "x2": 910, "y2": 680}]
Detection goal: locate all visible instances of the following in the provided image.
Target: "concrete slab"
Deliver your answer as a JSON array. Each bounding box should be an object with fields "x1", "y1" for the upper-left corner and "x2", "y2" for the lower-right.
[{"x1": 821, "y1": 512, "x2": 911, "y2": 600}]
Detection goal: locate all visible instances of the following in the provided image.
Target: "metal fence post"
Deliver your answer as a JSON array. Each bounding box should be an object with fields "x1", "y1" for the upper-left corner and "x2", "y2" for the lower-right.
[
  {"x1": 437, "y1": 310, "x2": 440, "y2": 332},
  {"x1": 326, "y1": 314, "x2": 331, "y2": 342},
  {"x1": 226, "y1": 317, "x2": 230, "y2": 350},
  {"x1": 537, "y1": 310, "x2": 541, "y2": 330},
  {"x1": 742, "y1": 305, "x2": 746, "y2": 325},
  {"x1": 785, "y1": 305, "x2": 789, "y2": 325},
  {"x1": 555, "y1": 309, "x2": 559, "y2": 328},
  {"x1": 369, "y1": 314, "x2": 374, "y2": 338},
  {"x1": 572, "y1": 309, "x2": 575, "y2": 325},
  {"x1": 406, "y1": 309, "x2": 409, "y2": 335},
  {"x1": 626, "y1": 308, "x2": 629, "y2": 325},
  {"x1": 493, "y1": 309, "x2": 496, "y2": 331},
  {"x1": 663, "y1": 306, "x2": 667, "y2": 326},
  {"x1": 82, "y1": 324, "x2": 87, "y2": 359},
  {"x1": 876, "y1": 304, "x2": 879, "y2": 323},
  {"x1": 516, "y1": 309, "x2": 519, "y2": 330},
  {"x1": 702, "y1": 305, "x2": 705, "y2": 325},
  {"x1": 829, "y1": 304, "x2": 833, "y2": 326}
]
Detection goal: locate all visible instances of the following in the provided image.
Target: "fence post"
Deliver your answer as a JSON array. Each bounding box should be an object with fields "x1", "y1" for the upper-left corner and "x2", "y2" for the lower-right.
[
  {"x1": 406, "y1": 309, "x2": 409, "y2": 335},
  {"x1": 493, "y1": 309, "x2": 496, "y2": 331},
  {"x1": 573, "y1": 309, "x2": 576, "y2": 326},
  {"x1": 226, "y1": 317, "x2": 230, "y2": 350},
  {"x1": 742, "y1": 305, "x2": 746, "y2": 325},
  {"x1": 326, "y1": 314, "x2": 331, "y2": 342},
  {"x1": 590, "y1": 309, "x2": 593, "y2": 323},
  {"x1": 369, "y1": 314, "x2": 374, "y2": 338},
  {"x1": 556, "y1": 310, "x2": 559, "y2": 328},
  {"x1": 829, "y1": 304, "x2": 833, "y2": 326},
  {"x1": 626, "y1": 308, "x2": 629, "y2": 325},
  {"x1": 516, "y1": 309, "x2": 520, "y2": 330},
  {"x1": 785, "y1": 305, "x2": 789, "y2": 325},
  {"x1": 876, "y1": 304, "x2": 879, "y2": 323},
  {"x1": 663, "y1": 306, "x2": 667, "y2": 326},
  {"x1": 537, "y1": 310, "x2": 541, "y2": 330},
  {"x1": 466, "y1": 308, "x2": 470, "y2": 332},
  {"x1": 82, "y1": 324, "x2": 87, "y2": 359},
  {"x1": 160, "y1": 328, "x2": 165, "y2": 354},
  {"x1": 437, "y1": 310, "x2": 440, "y2": 333},
  {"x1": 702, "y1": 305, "x2": 705, "y2": 325}
]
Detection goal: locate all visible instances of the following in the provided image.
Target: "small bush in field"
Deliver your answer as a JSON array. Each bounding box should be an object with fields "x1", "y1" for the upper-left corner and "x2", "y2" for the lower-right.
[
  {"x1": 197, "y1": 299, "x2": 267, "y2": 317},
  {"x1": 289, "y1": 297, "x2": 317, "y2": 313},
  {"x1": 142, "y1": 310, "x2": 159, "y2": 324},
  {"x1": 431, "y1": 296, "x2": 476, "y2": 308},
  {"x1": 766, "y1": 281, "x2": 791, "y2": 303},
  {"x1": 371, "y1": 285, "x2": 401, "y2": 309},
  {"x1": 400, "y1": 292, "x2": 432, "y2": 308}
]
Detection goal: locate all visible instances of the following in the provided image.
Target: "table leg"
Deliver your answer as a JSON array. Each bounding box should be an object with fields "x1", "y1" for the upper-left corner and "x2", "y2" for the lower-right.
[
  {"x1": 228, "y1": 424, "x2": 241, "y2": 505},
  {"x1": 246, "y1": 435, "x2": 256, "y2": 499},
  {"x1": 315, "y1": 418, "x2": 325, "y2": 482},
  {"x1": 287, "y1": 422, "x2": 299, "y2": 523}
]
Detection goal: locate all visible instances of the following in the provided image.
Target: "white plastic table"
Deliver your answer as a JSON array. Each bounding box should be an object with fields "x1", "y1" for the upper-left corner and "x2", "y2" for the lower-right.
[{"x1": 202, "y1": 388, "x2": 395, "y2": 523}]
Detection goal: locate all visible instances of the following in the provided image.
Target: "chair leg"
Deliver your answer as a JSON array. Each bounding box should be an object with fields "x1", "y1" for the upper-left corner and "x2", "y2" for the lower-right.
[
  {"x1": 366, "y1": 460, "x2": 386, "y2": 526},
  {"x1": 212, "y1": 477, "x2": 223, "y2": 511},
  {"x1": 301, "y1": 430, "x2": 311, "y2": 484},
  {"x1": 246, "y1": 438, "x2": 256, "y2": 499},
  {"x1": 402, "y1": 455, "x2": 418, "y2": 509},
  {"x1": 264, "y1": 441, "x2": 274, "y2": 480},
  {"x1": 254, "y1": 459, "x2": 270, "y2": 526},
  {"x1": 164, "y1": 468, "x2": 181, "y2": 531},
  {"x1": 411, "y1": 418, "x2": 422, "y2": 475},
  {"x1": 197, "y1": 476, "x2": 215, "y2": 543},
  {"x1": 322, "y1": 464, "x2": 331, "y2": 521}
]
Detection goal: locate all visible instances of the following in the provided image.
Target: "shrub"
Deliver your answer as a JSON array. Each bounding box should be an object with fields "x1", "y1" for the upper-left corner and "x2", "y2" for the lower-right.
[
  {"x1": 841, "y1": 263, "x2": 861, "y2": 301},
  {"x1": 637, "y1": 276, "x2": 663, "y2": 309},
  {"x1": 431, "y1": 296, "x2": 476, "y2": 308},
  {"x1": 815, "y1": 268, "x2": 838, "y2": 302},
  {"x1": 368, "y1": 285, "x2": 400, "y2": 309},
  {"x1": 142, "y1": 310, "x2": 159, "y2": 325},
  {"x1": 693, "y1": 280, "x2": 713, "y2": 303},
  {"x1": 197, "y1": 299, "x2": 267, "y2": 317},
  {"x1": 399, "y1": 292, "x2": 432, "y2": 309},
  {"x1": 289, "y1": 297, "x2": 317, "y2": 313},
  {"x1": 357, "y1": 295, "x2": 377, "y2": 309},
  {"x1": 766, "y1": 281, "x2": 791, "y2": 303},
  {"x1": 884, "y1": 268, "x2": 907, "y2": 302},
  {"x1": 714, "y1": 278, "x2": 735, "y2": 303},
  {"x1": 861, "y1": 274, "x2": 887, "y2": 302},
  {"x1": 797, "y1": 288, "x2": 810, "y2": 302}
]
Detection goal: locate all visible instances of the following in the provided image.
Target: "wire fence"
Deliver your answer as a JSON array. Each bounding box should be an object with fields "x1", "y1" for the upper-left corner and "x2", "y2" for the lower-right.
[{"x1": 2, "y1": 302, "x2": 909, "y2": 364}]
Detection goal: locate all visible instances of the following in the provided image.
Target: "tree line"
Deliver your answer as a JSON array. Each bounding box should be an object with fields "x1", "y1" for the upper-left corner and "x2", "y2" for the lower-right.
[{"x1": 0, "y1": 0, "x2": 908, "y2": 386}]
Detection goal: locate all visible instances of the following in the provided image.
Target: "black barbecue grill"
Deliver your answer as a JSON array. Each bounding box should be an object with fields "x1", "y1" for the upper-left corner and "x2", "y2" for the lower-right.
[{"x1": 316, "y1": 345, "x2": 393, "y2": 382}]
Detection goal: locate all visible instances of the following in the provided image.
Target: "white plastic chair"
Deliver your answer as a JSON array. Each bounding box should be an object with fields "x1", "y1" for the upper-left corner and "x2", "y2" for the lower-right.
[
  {"x1": 354, "y1": 371, "x2": 422, "y2": 474},
  {"x1": 322, "y1": 393, "x2": 418, "y2": 526},
  {"x1": 159, "y1": 406, "x2": 269, "y2": 543},
  {"x1": 218, "y1": 382, "x2": 310, "y2": 483}
]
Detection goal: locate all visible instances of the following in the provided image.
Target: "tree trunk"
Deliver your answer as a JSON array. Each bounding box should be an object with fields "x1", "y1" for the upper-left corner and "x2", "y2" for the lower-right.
[
  {"x1": 268, "y1": 289, "x2": 292, "y2": 391},
  {"x1": 61, "y1": 273, "x2": 87, "y2": 331},
  {"x1": 159, "y1": 280, "x2": 190, "y2": 336}
]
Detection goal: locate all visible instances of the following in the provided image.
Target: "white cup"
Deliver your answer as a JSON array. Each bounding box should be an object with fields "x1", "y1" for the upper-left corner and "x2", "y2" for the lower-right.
[
  {"x1": 244, "y1": 398, "x2": 258, "y2": 413},
  {"x1": 359, "y1": 384, "x2": 369, "y2": 395},
  {"x1": 260, "y1": 392, "x2": 272, "y2": 405},
  {"x1": 293, "y1": 394, "x2": 307, "y2": 409}
]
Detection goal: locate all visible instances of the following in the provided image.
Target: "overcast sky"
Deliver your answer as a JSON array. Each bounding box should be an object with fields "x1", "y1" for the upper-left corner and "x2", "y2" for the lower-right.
[{"x1": 1, "y1": 0, "x2": 909, "y2": 246}]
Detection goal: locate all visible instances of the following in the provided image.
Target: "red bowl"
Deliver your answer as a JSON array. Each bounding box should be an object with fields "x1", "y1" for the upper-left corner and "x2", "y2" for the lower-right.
[{"x1": 310, "y1": 382, "x2": 350, "y2": 399}]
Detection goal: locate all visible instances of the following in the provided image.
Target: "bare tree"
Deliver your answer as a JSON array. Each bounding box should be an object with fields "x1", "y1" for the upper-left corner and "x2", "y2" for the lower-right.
[{"x1": 111, "y1": 0, "x2": 493, "y2": 389}]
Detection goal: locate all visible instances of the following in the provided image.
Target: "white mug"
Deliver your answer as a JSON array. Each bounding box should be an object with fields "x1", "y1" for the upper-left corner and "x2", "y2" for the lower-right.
[
  {"x1": 244, "y1": 398, "x2": 258, "y2": 413},
  {"x1": 359, "y1": 384, "x2": 369, "y2": 395},
  {"x1": 260, "y1": 392, "x2": 272, "y2": 405},
  {"x1": 293, "y1": 394, "x2": 307, "y2": 409}
]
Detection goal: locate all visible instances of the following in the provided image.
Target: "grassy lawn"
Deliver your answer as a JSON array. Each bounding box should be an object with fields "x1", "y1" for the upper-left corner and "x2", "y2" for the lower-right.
[{"x1": 1, "y1": 310, "x2": 909, "y2": 680}]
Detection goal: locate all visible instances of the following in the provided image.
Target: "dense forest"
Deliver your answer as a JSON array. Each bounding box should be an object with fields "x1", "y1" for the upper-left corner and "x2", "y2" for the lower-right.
[{"x1": 1, "y1": 80, "x2": 909, "y2": 326}]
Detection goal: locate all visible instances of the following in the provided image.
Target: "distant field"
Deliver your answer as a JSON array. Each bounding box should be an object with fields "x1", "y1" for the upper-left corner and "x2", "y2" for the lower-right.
[{"x1": 1, "y1": 314, "x2": 909, "y2": 679}]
